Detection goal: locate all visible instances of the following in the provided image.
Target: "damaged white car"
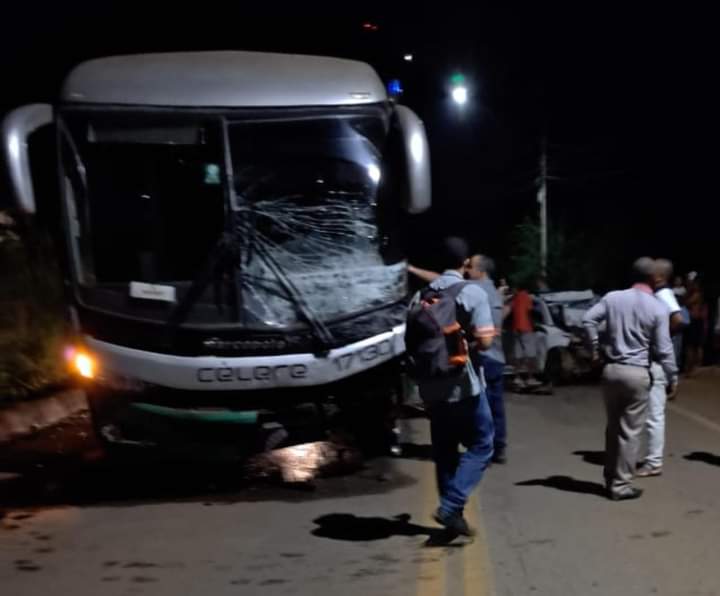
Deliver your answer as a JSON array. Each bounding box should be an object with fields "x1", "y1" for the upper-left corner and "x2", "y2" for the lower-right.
[{"x1": 504, "y1": 290, "x2": 600, "y2": 385}]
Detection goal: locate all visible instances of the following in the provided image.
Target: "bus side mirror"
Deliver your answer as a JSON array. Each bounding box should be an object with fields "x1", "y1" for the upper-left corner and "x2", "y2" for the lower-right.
[
  {"x1": 394, "y1": 105, "x2": 431, "y2": 214},
  {"x1": 2, "y1": 103, "x2": 53, "y2": 214}
]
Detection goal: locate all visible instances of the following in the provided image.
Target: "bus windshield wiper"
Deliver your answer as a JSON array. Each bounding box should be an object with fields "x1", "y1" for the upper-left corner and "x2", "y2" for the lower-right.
[{"x1": 166, "y1": 229, "x2": 335, "y2": 355}]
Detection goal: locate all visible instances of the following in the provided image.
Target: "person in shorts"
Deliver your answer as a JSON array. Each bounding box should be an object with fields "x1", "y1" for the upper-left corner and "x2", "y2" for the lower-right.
[{"x1": 510, "y1": 284, "x2": 541, "y2": 389}]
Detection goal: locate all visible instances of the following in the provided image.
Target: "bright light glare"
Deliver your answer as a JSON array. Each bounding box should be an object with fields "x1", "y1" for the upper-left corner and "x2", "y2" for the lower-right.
[
  {"x1": 452, "y1": 86, "x2": 468, "y2": 105},
  {"x1": 367, "y1": 164, "x2": 381, "y2": 184},
  {"x1": 403, "y1": 54, "x2": 413, "y2": 62},
  {"x1": 74, "y1": 352, "x2": 96, "y2": 379},
  {"x1": 8, "y1": 134, "x2": 20, "y2": 160},
  {"x1": 410, "y1": 132, "x2": 424, "y2": 164}
]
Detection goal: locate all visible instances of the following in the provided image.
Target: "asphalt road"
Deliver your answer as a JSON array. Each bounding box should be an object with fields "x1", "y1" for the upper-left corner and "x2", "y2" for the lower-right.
[{"x1": 2, "y1": 374, "x2": 720, "y2": 596}]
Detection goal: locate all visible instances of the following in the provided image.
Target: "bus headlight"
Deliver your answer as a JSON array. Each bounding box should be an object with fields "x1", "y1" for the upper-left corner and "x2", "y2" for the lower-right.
[
  {"x1": 66, "y1": 345, "x2": 145, "y2": 392},
  {"x1": 70, "y1": 350, "x2": 96, "y2": 379}
]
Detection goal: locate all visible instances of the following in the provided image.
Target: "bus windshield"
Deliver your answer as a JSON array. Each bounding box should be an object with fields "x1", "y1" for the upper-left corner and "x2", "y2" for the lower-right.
[{"x1": 59, "y1": 106, "x2": 406, "y2": 329}]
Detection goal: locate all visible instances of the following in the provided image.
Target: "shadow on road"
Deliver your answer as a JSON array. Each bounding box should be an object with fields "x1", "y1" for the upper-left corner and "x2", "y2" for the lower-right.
[
  {"x1": 515, "y1": 475, "x2": 606, "y2": 497},
  {"x1": 0, "y1": 453, "x2": 418, "y2": 510},
  {"x1": 684, "y1": 452, "x2": 720, "y2": 467},
  {"x1": 311, "y1": 513, "x2": 460, "y2": 547},
  {"x1": 573, "y1": 450, "x2": 605, "y2": 466}
]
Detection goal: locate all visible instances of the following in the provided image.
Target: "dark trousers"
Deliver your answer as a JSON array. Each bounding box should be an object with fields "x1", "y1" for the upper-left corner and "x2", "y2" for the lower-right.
[
  {"x1": 429, "y1": 392, "x2": 495, "y2": 516},
  {"x1": 480, "y1": 355, "x2": 507, "y2": 451}
]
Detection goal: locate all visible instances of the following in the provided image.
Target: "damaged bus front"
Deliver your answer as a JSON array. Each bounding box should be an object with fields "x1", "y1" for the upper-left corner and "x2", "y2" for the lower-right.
[{"x1": 2, "y1": 52, "x2": 431, "y2": 456}]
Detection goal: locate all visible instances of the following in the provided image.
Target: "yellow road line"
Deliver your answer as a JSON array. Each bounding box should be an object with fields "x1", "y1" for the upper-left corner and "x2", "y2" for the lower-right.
[
  {"x1": 463, "y1": 493, "x2": 496, "y2": 596},
  {"x1": 415, "y1": 460, "x2": 496, "y2": 596},
  {"x1": 416, "y1": 460, "x2": 446, "y2": 596}
]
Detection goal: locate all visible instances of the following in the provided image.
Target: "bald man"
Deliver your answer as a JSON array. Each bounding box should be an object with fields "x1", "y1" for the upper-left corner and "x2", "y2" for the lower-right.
[{"x1": 583, "y1": 258, "x2": 678, "y2": 501}]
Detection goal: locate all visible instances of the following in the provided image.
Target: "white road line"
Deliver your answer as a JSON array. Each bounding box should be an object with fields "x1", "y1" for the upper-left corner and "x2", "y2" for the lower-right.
[{"x1": 668, "y1": 402, "x2": 720, "y2": 435}]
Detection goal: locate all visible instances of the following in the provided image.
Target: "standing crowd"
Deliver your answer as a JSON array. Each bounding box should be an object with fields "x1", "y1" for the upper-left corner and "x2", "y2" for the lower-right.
[
  {"x1": 671, "y1": 271, "x2": 717, "y2": 376},
  {"x1": 405, "y1": 238, "x2": 718, "y2": 537}
]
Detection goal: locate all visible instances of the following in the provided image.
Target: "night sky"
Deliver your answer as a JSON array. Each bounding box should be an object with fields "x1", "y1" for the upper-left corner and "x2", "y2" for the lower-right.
[{"x1": 2, "y1": 2, "x2": 717, "y2": 290}]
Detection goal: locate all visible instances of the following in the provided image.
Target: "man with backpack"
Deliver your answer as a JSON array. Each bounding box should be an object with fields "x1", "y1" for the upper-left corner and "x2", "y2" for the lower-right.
[
  {"x1": 408, "y1": 253, "x2": 509, "y2": 463},
  {"x1": 405, "y1": 237, "x2": 496, "y2": 537}
]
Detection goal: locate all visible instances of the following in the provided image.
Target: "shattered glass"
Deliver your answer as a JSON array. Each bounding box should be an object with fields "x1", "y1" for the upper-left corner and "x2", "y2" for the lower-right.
[
  {"x1": 235, "y1": 197, "x2": 406, "y2": 326},
  {"x1": 228, "y1": 112, "x2": 406, "y2": 328},
  {"x1": 59, "y1": 107, "x2": 407, "y2": 331}
]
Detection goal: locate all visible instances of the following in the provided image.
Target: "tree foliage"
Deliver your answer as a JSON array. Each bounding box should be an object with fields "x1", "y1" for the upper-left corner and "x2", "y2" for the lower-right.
[{"x1": 508, "y1": 217, "x2": 621, "y2": 291}]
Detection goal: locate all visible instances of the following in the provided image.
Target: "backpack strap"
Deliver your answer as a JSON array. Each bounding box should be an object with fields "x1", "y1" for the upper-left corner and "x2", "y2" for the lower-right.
[
  {"x1": 443, "y1": 281, "x2": 471, "y2": 300},
  {"x1": 421, "y1": 281, "x2": 473, "y2": 333},
  {"x1": 445, "y1": 282, "x2": 473, "y2": 332}
]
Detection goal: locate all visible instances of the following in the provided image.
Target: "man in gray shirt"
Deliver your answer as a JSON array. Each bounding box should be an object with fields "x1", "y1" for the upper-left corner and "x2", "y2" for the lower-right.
[
  {"x1": 465, "y1": 254, "x2": 509, "y2": 463},
  {"x1": 583, "y1": 257, "x2": 679, "y2": 501}
]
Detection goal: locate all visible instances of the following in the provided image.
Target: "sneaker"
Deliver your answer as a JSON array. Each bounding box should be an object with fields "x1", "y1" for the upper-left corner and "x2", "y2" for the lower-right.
[
  {"x1": 636, "y1": 465, "x2": 662, "y2": 477},
  {"x1": 608, "y1": 487, "x2": 644, "y2": 501},
  {"x1": 433, "y1": 509, "x2": 476, "y2": 537}
]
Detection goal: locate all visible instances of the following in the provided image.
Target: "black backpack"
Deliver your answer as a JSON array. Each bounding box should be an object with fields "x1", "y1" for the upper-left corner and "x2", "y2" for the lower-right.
[{"x1": 405, "y1": 282, "x2": 471, "y2": 380}]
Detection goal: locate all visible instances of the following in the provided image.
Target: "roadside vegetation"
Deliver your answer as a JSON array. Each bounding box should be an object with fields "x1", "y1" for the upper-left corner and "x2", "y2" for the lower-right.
[{"x1": 0, "y1": 211, "x2": 69, "y2": 403}]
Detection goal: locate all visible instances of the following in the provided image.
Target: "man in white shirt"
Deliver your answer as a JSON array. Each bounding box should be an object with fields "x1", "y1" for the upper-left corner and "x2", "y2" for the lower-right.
[{"x1": 637, "y1": 258, "x2": 684, "y2": 477}]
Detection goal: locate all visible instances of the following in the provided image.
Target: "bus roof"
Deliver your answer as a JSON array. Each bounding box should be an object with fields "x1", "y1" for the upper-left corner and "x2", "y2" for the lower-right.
[{"x1": 61, "y1": 51, "x2": 388, "y2": 108}]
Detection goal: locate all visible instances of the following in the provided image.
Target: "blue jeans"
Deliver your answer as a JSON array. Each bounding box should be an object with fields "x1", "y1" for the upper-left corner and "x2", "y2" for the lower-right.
[
  {"x1": 429, "y1": 392, "x2": 495, "y2": 516},
  {"x1": 480, "y1": 355, "x2": 507, "y2": 451}
]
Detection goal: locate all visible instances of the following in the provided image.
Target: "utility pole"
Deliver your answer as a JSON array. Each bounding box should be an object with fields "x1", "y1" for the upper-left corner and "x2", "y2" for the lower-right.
[{"x1": 537, "y1": 136, "x2": 548, "y2": 279}]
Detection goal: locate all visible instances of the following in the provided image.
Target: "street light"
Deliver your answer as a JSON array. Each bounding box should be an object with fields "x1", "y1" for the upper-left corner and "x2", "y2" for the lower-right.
[
  {"x1": 450, "y1": 73, "x2": 468, "y2": 106},
  {"x1": 403, "y1": 53, "x2": 414, "y2": 62},
  {"x1": 451, "y1": 86, "x2": 468, "y2": 105}
]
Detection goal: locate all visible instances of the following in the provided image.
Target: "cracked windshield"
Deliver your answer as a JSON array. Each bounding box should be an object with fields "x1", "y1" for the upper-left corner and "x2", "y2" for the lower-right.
[{"x1": 60, "y1": 108, "x2": 403, "y2": 327}]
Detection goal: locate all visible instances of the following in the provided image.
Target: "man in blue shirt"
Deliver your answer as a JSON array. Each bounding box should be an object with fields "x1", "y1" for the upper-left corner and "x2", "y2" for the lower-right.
[{"x1": 412, "y1": 238, "x2": 496, "y2": 536}]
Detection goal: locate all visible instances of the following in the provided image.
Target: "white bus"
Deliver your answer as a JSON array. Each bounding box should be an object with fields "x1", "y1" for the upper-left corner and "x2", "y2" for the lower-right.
[{"x1": 3, "y1": 51, "x2": 431, "y2": 457}]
